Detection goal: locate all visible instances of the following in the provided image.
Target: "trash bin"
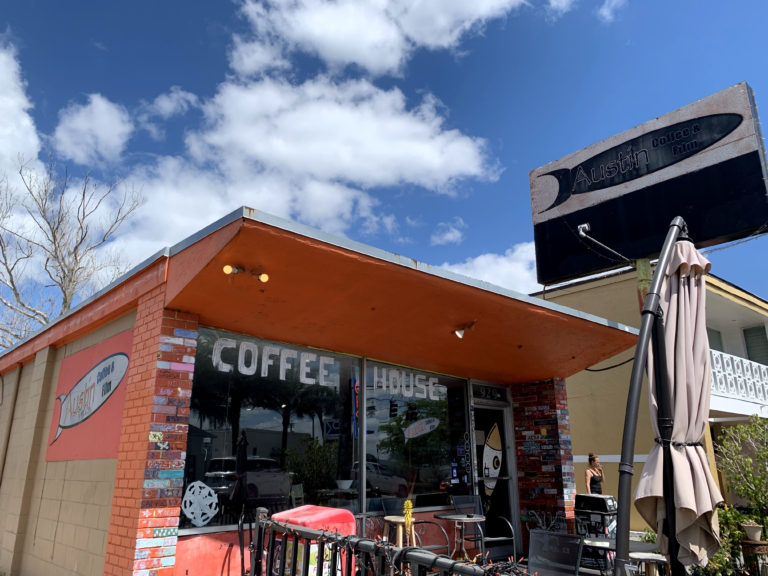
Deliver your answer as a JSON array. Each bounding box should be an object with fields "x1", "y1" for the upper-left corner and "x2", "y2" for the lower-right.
[{"x1": 271, "y1": 505, "x2": 357, "y2": 576}]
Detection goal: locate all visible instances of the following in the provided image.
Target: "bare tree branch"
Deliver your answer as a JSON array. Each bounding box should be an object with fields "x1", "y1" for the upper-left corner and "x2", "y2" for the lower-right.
[{"x1": 0, "y1": 156, "x2": 143, "y2": 348}]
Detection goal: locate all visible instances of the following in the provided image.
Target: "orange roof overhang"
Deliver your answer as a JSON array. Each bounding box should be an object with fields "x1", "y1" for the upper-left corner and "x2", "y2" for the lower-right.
[
  {"x1": 163, "y1": 209, "x2": 637, "y2": 384},
  {"x1": 0, "y1": 208, "x2": 637, "y2": 384}
]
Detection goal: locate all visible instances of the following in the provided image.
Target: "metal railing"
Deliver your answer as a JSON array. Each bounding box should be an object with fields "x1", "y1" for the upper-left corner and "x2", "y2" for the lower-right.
[
  {"x1": 246, "y1": 508, "x2": 524, "y2": 576},
  {"x1": 711, "y1": 350, "x2": 768, "y2": 406}
]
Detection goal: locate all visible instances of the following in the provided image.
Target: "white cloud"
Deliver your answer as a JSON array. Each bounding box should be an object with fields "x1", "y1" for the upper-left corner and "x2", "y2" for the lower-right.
[
  {"x1": 392, "y1": 0, "x2": 525, "y2": 50},
  {"x1": 229, "y1": 35, "x2": 291, "y2": 77},
  {"x1": 237, "y1": 0, "x2": 527, "y2": 76},
  {"x1": 53, "y1": 94, "x2": 133, "y2": 166},
  {"x1": 0, "y1": 42, "x2": 41, "y2": 177},
  {"x1": 597, "y1": 0, "x2": 628, "y2": 23},
  {"x1": 546, "y1": 0, "x2": 577, "y2": 19},
  {"x1": 146, "y1": 86, "x2": 199, "y2": 119},
  {"x1": 441, "y1": 242, "x2": 541, "y2": 294},
  {"x1": 187, "y1": 76, "x2": 498, "y2": 192},
  {"x1": 110, "y1": 156, "x2": 385, "y2": 266},
  {"x1": 431, "y1": 217, "x2": 467, "y2": 246},
  {"x1": 137, "y1": 87, "x2": 199, "y2": 140}
]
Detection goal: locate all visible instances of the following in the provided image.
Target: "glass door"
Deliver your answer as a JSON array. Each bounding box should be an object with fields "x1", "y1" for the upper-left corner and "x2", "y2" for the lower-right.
[{"x1": 473, "y1": 403, "x2": 520, "y2": 557}]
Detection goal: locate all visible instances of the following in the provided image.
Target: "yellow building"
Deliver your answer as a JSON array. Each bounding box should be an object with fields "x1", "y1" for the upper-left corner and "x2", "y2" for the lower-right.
[{"x1": 535, "y1": 267, "x2": 768, "y2": 530}]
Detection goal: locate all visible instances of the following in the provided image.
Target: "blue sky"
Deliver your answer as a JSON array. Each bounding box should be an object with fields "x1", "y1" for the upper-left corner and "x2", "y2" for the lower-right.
[{"x1": 2, "y1": 0, "x2": 768, "y2": 298}]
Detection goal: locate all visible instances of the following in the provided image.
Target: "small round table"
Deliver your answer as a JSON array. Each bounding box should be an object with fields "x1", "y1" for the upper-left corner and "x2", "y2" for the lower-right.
[{"x1": 436, "y1": 513, "x2": 485, "y2": 559}]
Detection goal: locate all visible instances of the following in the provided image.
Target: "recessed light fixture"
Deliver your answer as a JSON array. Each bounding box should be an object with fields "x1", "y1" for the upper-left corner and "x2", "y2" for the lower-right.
[{"x1": 453, "y1": 320, "x2": 477, "y2": 339}]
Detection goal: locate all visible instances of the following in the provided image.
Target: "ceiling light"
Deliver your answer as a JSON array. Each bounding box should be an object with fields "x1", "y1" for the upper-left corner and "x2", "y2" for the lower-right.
[
  {"x1": 222, "y1": 264, "x2": 244, "y2": 275},
  {"x1": 257, "y1": 273, "x2": 269, "y2": 283}
]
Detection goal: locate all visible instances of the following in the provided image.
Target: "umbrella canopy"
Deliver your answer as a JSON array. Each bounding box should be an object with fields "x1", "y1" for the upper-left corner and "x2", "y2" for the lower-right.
[{"x1": 634, "y1": 241, "x2": 723, "y2": 567}]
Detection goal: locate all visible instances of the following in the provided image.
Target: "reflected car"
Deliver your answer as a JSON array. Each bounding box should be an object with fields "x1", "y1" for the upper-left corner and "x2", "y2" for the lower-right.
[
  {"x1": 352, "y1": 461, "x2": 408, "y2": 497},
  {"x1": 204, "y1": 456, "x2": 291, "y2": 499}
]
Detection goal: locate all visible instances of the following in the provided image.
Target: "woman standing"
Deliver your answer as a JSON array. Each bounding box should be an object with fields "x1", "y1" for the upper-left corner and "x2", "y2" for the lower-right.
[{"x1": 585, "y1": 453, "x2": 604, "y2": 494}]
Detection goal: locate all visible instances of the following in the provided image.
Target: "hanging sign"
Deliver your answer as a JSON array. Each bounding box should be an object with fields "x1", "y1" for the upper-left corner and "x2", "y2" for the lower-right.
[
  {"x1": 530, "y1": 82, "x2": 768, "y2": 285},
  {"x1": 403, "y1": 417, "x2": 439, "y2": 443}
]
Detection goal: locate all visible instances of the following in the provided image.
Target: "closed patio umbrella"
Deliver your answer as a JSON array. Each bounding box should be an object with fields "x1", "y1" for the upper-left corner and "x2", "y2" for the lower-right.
[{"x1": 634, "y1": 240, "x2": 723, "y2": 569}]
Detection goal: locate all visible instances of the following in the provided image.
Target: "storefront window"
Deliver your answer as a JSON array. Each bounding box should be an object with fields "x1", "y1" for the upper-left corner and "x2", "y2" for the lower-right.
[
  {"x1": 362, "y1": 361, "x2": 469, "y2": 510},
  {"x1": 181, "y1": 327, "x2": 359, "y2": 529}
]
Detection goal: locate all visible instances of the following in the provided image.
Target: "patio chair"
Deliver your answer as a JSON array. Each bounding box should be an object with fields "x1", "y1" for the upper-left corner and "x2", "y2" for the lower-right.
[
  {"x1": 527, "y1": 529, "x2": 584, "y2": 576},
  {"x1": 290, "y1": 483, "x2": 304, "y2": 507},
  {"x1": 448, "y1": 494, "x2": 517, "y2": 561}
]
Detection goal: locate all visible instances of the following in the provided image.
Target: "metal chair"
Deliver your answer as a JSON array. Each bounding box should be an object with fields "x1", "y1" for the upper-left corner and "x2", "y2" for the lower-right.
[
  {"x1": 290, "y1": 483, "x2": 304, "y2": 507},
  {"x1": 449, "y1": 494, "x2": 517, "y2": 561},
  {"x1": 527, "y1": 529, "x2": 584, "y2": 576}
]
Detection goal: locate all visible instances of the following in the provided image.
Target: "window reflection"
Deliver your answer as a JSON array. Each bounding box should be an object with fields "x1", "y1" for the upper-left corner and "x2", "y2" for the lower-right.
[
  {"x1": 182, "y1": 327, "x2": 358, "y2": 528},
  {"x1": 181, "y1": 328, "x2": 470, "y2": 531},
  {"x1": 363, "y1": 361, "x2": 469, "y2": 509}
]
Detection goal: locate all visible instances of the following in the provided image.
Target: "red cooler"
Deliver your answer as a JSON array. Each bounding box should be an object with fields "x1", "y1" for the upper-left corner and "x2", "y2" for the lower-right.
[
  {"x1": 271, "y1": 505, "x2": 357, "y2": 576},
  {"x1": 272, "y1": 505, "x2": 356, "y2": 534}
]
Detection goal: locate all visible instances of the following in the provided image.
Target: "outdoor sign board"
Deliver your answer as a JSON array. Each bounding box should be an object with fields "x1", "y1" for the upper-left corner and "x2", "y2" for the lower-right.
[
  {"x1": 530, "y1": 82, "x2": 768, "y2": 285},
  {"x1": 46, "y1": 329, "x2": 133, "y2": 461}
]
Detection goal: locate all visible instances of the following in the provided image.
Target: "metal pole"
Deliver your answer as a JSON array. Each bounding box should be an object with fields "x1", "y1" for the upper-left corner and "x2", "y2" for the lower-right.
[
  {"x1": 614, "y1": 216, "x2": 687, "y2": 576},
  {"x1": 653, "y1": 311, "x2": 686, "y2": 576}
]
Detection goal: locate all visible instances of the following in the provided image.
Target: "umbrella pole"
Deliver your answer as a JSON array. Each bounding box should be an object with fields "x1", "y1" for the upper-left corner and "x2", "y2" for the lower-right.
[
  {"x1": 614, "y1": 216, "x2": 687, "y2": 576},
  {"x1": 651, "y1": 304, "x2": 686, "y2": 576}
]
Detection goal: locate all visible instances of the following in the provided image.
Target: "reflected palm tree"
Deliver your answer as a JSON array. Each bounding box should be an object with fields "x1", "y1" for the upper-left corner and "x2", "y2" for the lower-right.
[
  {"x1": 253, "y1": 382, "x2": 339, "y2": 467},
  {"x1": 191, "y1": 329, "x2": 342, "y2": 462},
  {"x1": 298, "y1": 384, "x2": 337, "y2": 439}
]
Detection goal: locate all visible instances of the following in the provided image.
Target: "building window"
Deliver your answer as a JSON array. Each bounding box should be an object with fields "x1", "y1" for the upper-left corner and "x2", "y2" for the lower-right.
[
  {"x1": 744, "y1": 325, "x2": 768, "y2": 366},
  {"x1": 363, "y1": 361, "x2": 469, "y2": 510},
  {"x1": 707, "y1": 327, "x2": 724, "y2": 352},
  {"x1": 182, "y1": 327, "x2": 359, "y2": 529}
]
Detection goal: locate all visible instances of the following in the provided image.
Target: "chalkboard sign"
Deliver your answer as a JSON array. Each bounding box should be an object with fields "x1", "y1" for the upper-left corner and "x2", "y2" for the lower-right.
[{"x1": 528, "y1": 530, "x2": 584, "y2": 576}]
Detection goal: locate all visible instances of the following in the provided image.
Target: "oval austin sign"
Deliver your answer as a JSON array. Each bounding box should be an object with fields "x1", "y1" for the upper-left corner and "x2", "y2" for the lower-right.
[
  {"x1": 51, "y1": 353, "x2": 130, "y2": 444},
  {"x1": 540, "y1": 113, "x2": 743, "y2": 212}
]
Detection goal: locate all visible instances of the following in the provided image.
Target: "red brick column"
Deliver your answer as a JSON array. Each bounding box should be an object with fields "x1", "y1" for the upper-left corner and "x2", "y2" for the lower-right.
[
  {"x1": 104, "y1": 286, "x2": 197, "y2": 576},
  {"x1": 512, "y1": 378, "x2": 576, "y2": 544}
]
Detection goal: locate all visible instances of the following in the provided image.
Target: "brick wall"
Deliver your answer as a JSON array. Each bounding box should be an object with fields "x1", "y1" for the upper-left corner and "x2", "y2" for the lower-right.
[
  {"x1": 104, "y1": 287, "x2": 197, "y2": 576},
  {"x1": 512, "y1": 378, "x2": 576, "y2": 541}
]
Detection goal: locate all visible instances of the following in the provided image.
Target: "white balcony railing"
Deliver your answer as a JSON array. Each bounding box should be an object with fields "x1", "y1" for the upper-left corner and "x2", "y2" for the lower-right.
[{"x1": 711, "y1": 349, "x2": 768, "y2": 406}]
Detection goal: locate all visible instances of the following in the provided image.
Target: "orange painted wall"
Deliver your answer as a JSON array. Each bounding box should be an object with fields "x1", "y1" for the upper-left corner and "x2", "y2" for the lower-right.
[{"x1": 176, "y1": 532, "x2": 250, "y2": 576}]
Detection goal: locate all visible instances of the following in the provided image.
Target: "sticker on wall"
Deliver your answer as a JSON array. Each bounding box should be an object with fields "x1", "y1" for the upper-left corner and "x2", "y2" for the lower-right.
[
  {"x1": 182, "y1": 481, "x2": 219, "y2": 527},
  {"x1": 403, "y1": 417, "x2": 439, "y2": 443},
  {"x1": 46, "y1": 329, "x2": 133, "y2": 461},
  {"x1": 482, "y1": 423, "x2": 502, "y2": 496}
]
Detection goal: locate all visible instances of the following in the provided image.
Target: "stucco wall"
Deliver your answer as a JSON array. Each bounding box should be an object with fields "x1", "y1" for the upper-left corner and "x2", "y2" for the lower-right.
[{"x1": 0, "y1": 312, "x2": 135, "y2": 576}]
